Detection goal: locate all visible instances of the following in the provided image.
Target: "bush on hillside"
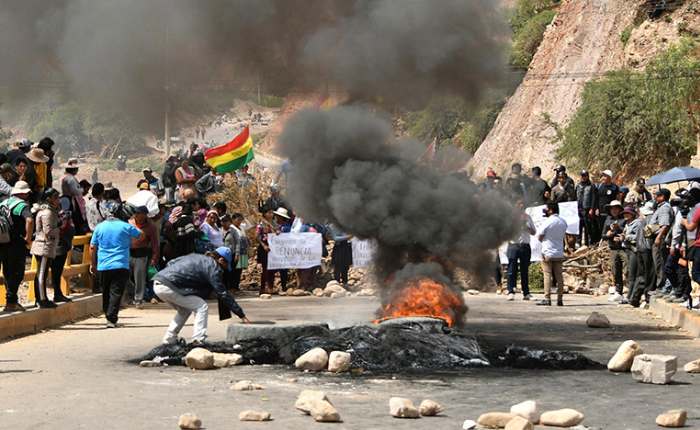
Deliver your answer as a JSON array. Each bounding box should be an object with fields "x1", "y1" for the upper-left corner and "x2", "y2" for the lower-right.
[
  {"x1": 509, "y1": 0, "x2": 560, "y2": 69},
  {"x1": 557, "y1": 39, "x2": 700, "y2": 174}
]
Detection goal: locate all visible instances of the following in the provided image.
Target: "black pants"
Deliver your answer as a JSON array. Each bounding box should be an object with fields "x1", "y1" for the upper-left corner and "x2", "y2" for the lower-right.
[
  {"x1": 596, "y1": 214, "x2": 608, "y2": 244},
  {"x1": 334, "y1": 265, "x2": 349, "y2": 284},
  {"x1": 631, "y1": 250, "x2": 654, "y2": 306},
  {"x1": 580, "y1": 211, "x2": 598, "y2": 245},
  {"x1": 230, "y1": 268, "x2": 243, "y2": 290},
  {"x1": 33, "y1": 255, "x2": 53, "y2": 303},
  {"x1": 625, "y1": 250, "x2": 638, "y2": 300},
  {"x1": 1, "y1": 243, "x2": 27, "y2": 305},
  {"x1": 51, "y1": 253, "x2": 68, "y2": 296},
  {"x1": 506, "y1": 243, "x2": 531, "y2": 295},
  {"x1": 98, "y1": 269, "x2": 129, "y2": 323}
]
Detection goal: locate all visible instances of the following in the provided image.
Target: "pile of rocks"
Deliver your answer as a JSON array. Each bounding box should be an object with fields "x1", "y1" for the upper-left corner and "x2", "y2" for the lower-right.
[
  {"x1": 278, "y1": 280, "x2": 376, "y2": 299},
  {"x1": 182, "y1": 348, "x2": 243, "y2": 370},
  {"x1": 607, "y1": 340, "x2": 683, "y2": 385},
  {"x1": 389, "y1": 397, "x2": 444, "y2": 418},
  {"x1": 294, "y1": 347, "x2": 352, "y2": 373},
  {"x1": 466, "y1": 400, "x2": 585, "y2": 429}
]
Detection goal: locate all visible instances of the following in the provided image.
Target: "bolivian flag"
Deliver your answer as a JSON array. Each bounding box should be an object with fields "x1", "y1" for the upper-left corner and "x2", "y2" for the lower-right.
[{"x1": 205, "y1": 126, "x2": 254, "y2": 173}]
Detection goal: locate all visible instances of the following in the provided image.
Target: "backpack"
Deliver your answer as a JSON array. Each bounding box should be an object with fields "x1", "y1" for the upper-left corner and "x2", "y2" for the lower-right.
[{"x1": 0, "y1": 197, "x2": 26, "y2": 244}]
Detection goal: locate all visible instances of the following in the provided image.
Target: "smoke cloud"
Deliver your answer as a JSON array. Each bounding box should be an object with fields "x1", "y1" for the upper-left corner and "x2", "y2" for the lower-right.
[
  {"x1": 279, "y1": 107, "x2": 519, "y2": 321},
  {"x1": 0, "y1": 0, "x2": 506, "y2": 124}
]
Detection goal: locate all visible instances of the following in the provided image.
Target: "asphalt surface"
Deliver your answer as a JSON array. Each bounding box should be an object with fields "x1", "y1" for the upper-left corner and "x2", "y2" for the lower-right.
[{"x1": 1, "y1": 293, "x2": 699, "y2": 429}]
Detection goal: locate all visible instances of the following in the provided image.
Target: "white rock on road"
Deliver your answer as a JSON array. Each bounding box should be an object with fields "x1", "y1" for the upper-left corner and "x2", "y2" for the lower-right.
[
  {"x1": 312, "y1": 288, "x2": 324, "y2": 297},
  {"x1": 655, "y1": 409, "x2": 687, "y2": 428},
  {"x1": 586, "y1": 312, "x2": 611, "y2": 328},
  {"x1": 294, "y1": 348, "x2": 329, "y2": 372},
  {"x1": 184, "y1": 348, "x2": 214, "y2": 370},
  {"x1": 239, "y1": 410, "x2": 272, "y2": 421},
  {"x1": 419, "y1": 399, "x2": 444, "y2": 416},
  {"x1": 323, "y1": 283, "x2": 347, "y2": 297},
  {"x1": 212, "y1": 352, "x2": 243, "y2": 368},
  {"x1": 138, "y1": 360, "x2": 162, "y2": 368},
  {"x1": 309, "y1": 399, "x2": 342, "y2": 422},
  {"x1": 477, "y1": 412, "x2": 515, "y2": 428},
  {"x1": 631, "y1": 354, "x2": 677, "y2": 384},
  {"x1": 295, "y1": 390, "x2": 329, "y2": 414},
  {"x1": 462, "y1": 419, "x2": 477, "y2": 429},
  {"x1": 539, "y1": 409, "x2": 585, "y2": 427},
  {"x1": 328, "y1": 351, "x2": 352, "y2": 373},
  {"x1": 607, "y1": 340, "x2": 643, "y2": 372},
  {"x1": 178, "y1": 413, "x2": 202, "y2": 429},
  {"x1": 389, "y1": 397, "x2": 420, "y2": 418},
  {"x1": 505, "y1": 416, "x2": 534, "y2": 430},
  {"x1": 683, "y1": 358, "x2": 700, "y2": 373},
  {"x1": 231, "y1": 380, "x2": 264, "y2": 391},
  {"x1": 259, "y1": 294, "x2": 272, "y2": 300},
  {"x1": 510, "y1": 400, "x2": 539, "y2": 423}
]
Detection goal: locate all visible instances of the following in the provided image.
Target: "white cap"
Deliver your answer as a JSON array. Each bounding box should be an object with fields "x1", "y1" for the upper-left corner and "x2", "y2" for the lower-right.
[{"x1": 602, "y1": 169, "x2": 613, "y2": 178}]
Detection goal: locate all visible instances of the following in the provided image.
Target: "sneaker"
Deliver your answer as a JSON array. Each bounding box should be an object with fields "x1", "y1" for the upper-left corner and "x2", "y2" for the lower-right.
[
  {"x1": 536, "y1": 299, "x2": 552, "y2": 306},
  {"x1": 619, "y1": 297, "x2": 630, "y2": 305},
  {"x1": 105, "y1": 321, "x2": 118, "y2": 329},
  {"x1": 3, "y1": 303, "x2": 26, "y2": 313},
  {"x1": 507, "y1": 293, "x2": 515, "y2": 301},
  {"x1": 608, "y1": 292, "x2": 623, "y2": 303},
  {"x1": 523, "y1": 294, "x2": 533, "y2": 301}
]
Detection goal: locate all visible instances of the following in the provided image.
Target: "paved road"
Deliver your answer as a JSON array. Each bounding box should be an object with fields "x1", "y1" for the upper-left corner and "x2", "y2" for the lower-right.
[{"x1": 1, "y1": 293, "x2": 698, "y2": 429}]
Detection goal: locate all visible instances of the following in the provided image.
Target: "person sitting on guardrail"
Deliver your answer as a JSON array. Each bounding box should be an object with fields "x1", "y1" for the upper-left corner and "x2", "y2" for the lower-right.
[{"x1": 1, "y1": 181, "x2": 35, "y2": 313}]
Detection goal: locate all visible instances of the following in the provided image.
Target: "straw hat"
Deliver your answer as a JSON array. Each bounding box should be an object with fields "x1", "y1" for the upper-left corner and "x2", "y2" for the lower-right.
[
  {"x1": 273, "y1": 207, "x2": 290, "y2": 219},
  {"x1": 11, "y1": 181, "x2": 31, "y2": 196},
  {"x1": 63, "y1": 158, "x2": 82, "y2": 169},
  {"x1": 26, "y1": 148, "x2": 49, "y2": 163}
]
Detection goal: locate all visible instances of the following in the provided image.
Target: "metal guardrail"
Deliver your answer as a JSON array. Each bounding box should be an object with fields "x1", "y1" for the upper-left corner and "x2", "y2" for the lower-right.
[{"x1": 0, "y1": 234, "x2": 93, "y2": 306}]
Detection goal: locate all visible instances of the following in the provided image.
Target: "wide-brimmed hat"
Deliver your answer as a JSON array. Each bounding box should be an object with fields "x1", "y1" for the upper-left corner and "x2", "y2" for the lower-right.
[
  {"x1": 622, "y1": 206, "x2": 636, "y2": 216},
  {"x1": 103, "y1": 181, "x2": 115, "y2": 191},
  {"x1": 11, "y1": 181, "x2": 31, "y2": 196},
  {"x1": 605, "y1": 200, "x2": 623, "y2": 209},
  {"x1": 273, "y1": 207, "x2": 290, "y2": 219},
  {"x1": 63, "y1": 158, "x2": 82, "y2": 169},
  {"x1": 26, "y1": 147, "x2": 49, "y2": 163}
]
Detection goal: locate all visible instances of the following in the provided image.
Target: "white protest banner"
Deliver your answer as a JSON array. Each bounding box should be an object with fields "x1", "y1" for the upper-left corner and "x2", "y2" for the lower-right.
[
  {"x1": 267, "y1": 232, "x2": 323, "y2": 270},
  {"x1": 498, "y1": 201, "x2": 579, "y2": 264},
  {"x1": 351, "y1": 239, "x2": 376, "y2": 267}
]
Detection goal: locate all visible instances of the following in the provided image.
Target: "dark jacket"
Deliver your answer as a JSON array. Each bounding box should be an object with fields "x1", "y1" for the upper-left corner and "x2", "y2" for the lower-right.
[
  {"x1": 576, "y1": 180, "x2": 596, "y2": 210},
  {"x1": 603, "y1": 215, "x2": 626, "y2": 250},
  {"x1": 528, "y1": 177, "x2": 551, "y2": 206},
  {"x1": 162, "y1": 162, "x2": 178, "y2": 188},
  {"x1": 597, "y1": 183, "x2": 620, "y2": 213},
  {"x1": 153, "y1": 254, "x2": 245, "y2": 319}
]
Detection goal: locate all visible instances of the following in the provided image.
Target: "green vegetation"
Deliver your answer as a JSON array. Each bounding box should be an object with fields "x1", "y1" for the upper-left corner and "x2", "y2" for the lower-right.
[
  {"x1": 557, "y1": 39, "x2": 700, "y2": 174},
  {"x1": 620, "y1": 25, "x2": 633, "y2": 46},
  {"x1": 509, "y1": 0, "x2": 560, "y2": 69},
  {"x1": 528, "y1": 263, "x2": 544, "y2": 293},
  {"x1": 405, "y1": 95, "x2": 505, "y2": 154}
]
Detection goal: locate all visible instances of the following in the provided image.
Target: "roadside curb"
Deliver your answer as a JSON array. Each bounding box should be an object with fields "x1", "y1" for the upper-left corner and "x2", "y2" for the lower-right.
[
  {"x1": 0, "y1": 295, "x2": 103, "y2": 342},
  {"x1": 649, "y1": 297, "x2": 700, "y2": 338}
]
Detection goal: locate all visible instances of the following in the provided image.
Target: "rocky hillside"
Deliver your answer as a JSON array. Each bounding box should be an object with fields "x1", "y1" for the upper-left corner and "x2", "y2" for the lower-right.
[{"x1": 470, "y1": 0, "x2": 646, "y2": 176}]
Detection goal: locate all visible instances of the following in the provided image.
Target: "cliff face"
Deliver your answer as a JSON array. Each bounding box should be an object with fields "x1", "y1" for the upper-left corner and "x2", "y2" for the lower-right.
[{"x1": 470, "y1": 0, "x2": 644, "y2": 177}]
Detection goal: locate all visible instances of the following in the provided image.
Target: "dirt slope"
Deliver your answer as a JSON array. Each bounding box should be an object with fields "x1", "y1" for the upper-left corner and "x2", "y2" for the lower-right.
[{"x1": 470, "y1": 0, "x2": 645, "y2": 177}]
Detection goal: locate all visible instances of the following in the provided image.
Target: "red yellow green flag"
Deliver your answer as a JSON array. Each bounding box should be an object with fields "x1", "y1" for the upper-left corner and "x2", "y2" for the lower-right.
[{"x1": 205, "y1": 126, "x2": 254, "y2": 173}]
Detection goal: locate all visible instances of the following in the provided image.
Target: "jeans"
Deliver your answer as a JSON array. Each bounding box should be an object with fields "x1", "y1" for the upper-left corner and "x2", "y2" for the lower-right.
[
  {"x1": 664, "y1": 251, "x2": 680, "y2": 294},
  {"x1": 506, "y1": 243, "x2": 531, "y2": 295},
  {"x1": 542, "y1": 258, "x2": 564, "y2": 301},
  {"x1": 1, "y1": 243, "x2": 27, "y2": 305},
  {"x1": 129, "y1": 256, "x2": 149, "y2": 302},
  {"x1": 651, "y1": 242, "x2": 668, "y2": 291},
  {"x1": 154, "y1": 280, "x2": 208, "y2": 343},
  {"x1": 625, "y1": 250, "x2": 638, "y2": 300},
  {"x1": 98, "y1": 269, "x2": 129, "y2": 323},
  {"x1": 610, "y1": 249, "x2": 627, "y2": 294},
  {"x1": 51, "y1": 253, "x2": 68, "y2": 297}
]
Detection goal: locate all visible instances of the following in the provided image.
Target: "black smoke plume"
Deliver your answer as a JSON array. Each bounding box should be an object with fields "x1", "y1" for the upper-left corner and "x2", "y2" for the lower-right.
[
  {"x1": 279, "y1": 107, "x2": 519, "y2": 322},
  {"x1": 0, "y1": 0, "x2": 506, "y2": 126}
]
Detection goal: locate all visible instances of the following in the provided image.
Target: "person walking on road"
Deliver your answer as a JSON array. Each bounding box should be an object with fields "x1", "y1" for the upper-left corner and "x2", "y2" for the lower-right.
[
  {"x1": 153, "y1": 248, "x2": 250, "y2": 345},
  {"x1": 536, "y1": 202, "x2": 568, "y2": 306},
  {"x1": 90, "y1": 201, "x2": 143, "y2": 328}
]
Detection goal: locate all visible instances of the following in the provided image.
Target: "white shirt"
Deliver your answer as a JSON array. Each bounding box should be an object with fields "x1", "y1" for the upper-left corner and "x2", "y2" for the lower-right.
[
  {"x1": 126, "y1": 190, "x2": 160, "y2": 218},
  {"x1": 200, "y1": 222, "x2": 224, "y2": 247},
  {"x1": 536, "y1": 214, "x2": 568, "y2": 259}
]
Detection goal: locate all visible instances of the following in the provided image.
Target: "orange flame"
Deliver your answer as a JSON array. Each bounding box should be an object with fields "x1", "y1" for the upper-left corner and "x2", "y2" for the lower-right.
[{"x1": 375, "y1": 278, "x2": 464, "y2": 327}]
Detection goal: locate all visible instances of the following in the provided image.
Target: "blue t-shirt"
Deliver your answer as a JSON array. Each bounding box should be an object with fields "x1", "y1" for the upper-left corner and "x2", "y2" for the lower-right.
[{"x1": 90, "y1": 219, "x2": 141, "y2": 271}]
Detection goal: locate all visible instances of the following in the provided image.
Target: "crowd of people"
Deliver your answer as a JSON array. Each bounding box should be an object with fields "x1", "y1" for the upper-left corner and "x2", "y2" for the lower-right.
[
  {"x1": 499, "y1": 163, "x2": 699, "y2": 311},
  {"x1": 0, "y1": 137, "x2": 357, "y2": 342}
]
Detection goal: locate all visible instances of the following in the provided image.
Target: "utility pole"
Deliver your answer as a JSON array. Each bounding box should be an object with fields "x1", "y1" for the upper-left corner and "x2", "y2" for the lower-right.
[{"x1": 164, "y1": 16, "x2": 171, "y2": 157}]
